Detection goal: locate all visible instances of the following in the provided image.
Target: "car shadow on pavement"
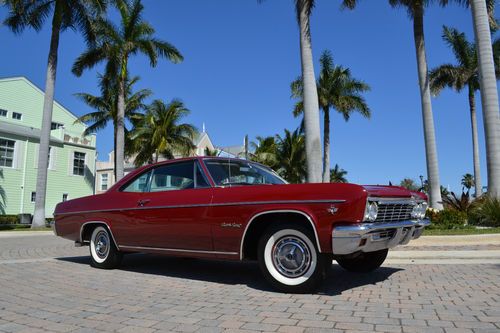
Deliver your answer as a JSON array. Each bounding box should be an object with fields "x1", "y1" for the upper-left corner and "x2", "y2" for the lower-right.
[{"x1": 56, "y1": 254, "x2": 403, "y2": 295}]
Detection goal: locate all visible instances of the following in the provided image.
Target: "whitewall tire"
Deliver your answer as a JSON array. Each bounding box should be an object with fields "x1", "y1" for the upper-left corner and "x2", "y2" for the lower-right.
[
  {"x1": 258, "y1": 224, "x2": 328, "y2": 293},
  {"x1": 89, "y1": 226, "x2": 122, "y2": 269}
]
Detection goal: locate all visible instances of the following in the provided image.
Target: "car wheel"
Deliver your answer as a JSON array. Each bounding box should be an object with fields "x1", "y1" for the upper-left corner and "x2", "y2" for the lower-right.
[
  {"x1": 336, "y1": 249, "x2": 388, "y2": 273},
  {"x1": 89, "y1": 226, "x2": 122, "y2": 269},
  {"x1": 258, "y1": 224, "x2": 328, "y2": 293}
]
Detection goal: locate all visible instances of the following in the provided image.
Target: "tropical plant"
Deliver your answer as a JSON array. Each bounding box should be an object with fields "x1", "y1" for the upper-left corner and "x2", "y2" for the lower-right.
[
  {"x1": 330, "y1": 164, "x2": 348, "y2": 183},
  {"x1": 75, "y1": 74, "x2": 151, "y2": 178},
  {"x1": 441, "y1": 185, "x2": 450, "y2": 197},
  {"x1": 442, "y1": 191, "x2": 472, "y2": 214},
  {"x1": 400, "y1": 178, "x2": 419, "y2": 191},
  {"x1": 426, "y1": 209, "x2": 468, "y2": 229},
  {"x1": 204, "y1": 147, "x2": 218, "y2": 156},
  {"x1": 3, "y1": 0, "x2": 107, "y2": 227},
  {"x1": 250, "y1": 136, "x2": 279, "y2": 169},
  {"x1": 130, "y1": 99, "x2": 197, "y2": 166},
  {"x1": 430, "y1": 27, "x2": 500, "y2": 198},
  {"x1": 461, "y1": 173, "x2": 475, "y2": 191},
  {"x1": 469, "y1": 195, "x2": 500, "y2": 227},
  {"x1": 468, "y1": 0, "x2": 500, "y2": 199},
  {"x1": 291, "y1": 50, "x2": 370, "y2": 182},
  {"x1": 72, "y1": 0, "x2": 183, "y2": 181},
  {"x1": 275, "y1": 128, "x2": 306, "y2": 184}
]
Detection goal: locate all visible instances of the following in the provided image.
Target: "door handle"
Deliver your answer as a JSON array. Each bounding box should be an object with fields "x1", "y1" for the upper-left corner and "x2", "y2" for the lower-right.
[{"x1": 137, "y1": 199, "x2": 151, "y2": 207}]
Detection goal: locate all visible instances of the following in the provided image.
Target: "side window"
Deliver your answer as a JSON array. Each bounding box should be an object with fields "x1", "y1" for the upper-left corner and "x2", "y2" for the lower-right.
[
  {"x1": 150, "y1": 162, "x2": 196, "y2": 192},
  {"x1": 122, "y1": 170, "x2": 152, "y2": 193}
]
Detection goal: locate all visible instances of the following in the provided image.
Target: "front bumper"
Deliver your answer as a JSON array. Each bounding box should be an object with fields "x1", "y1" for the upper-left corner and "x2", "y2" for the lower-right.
[{"x1": 332, "y1": 219, "x2": 430, "y2": 255}]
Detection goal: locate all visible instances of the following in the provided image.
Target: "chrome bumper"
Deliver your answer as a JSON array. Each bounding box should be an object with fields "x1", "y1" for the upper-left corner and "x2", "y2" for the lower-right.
[{"x1": 332, "y1": 219, "x2": 430, "y2": 255}]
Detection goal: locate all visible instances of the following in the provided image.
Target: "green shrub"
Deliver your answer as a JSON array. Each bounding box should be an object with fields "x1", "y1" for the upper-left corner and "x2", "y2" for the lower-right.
[
  {"x1": 0, "y1": 215, "x2": 19, "y2": 225},
  {"x1": 427, "y1": 209, "x2": 468, "y2": 229},
  {"x1": 469, "y1": 196, "x2": 500, "y2": 227}
]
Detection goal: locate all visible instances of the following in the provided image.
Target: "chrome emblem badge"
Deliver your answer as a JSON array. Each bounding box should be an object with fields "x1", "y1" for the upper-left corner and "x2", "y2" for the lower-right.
[
  {"x1": 327, "y1": 206, "x2": 338, "y2": 215},
  {"x1": 221, "y1": 222, "x2": 242, "y2": 228}
]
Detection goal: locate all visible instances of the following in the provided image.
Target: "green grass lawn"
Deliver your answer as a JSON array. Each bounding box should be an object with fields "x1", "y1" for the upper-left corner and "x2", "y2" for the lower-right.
[{"x1": 423, "y1": 227, "x2": 500, "y2": 236}]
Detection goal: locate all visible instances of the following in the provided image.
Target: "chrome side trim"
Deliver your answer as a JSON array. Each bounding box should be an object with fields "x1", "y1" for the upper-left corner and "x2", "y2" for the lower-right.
[
  {"x1": 240, "y1": 209, "x2": 322, "y2": 260},
  {"x1": 55, "y1": 199, "x2": 346, "y2": 216},
  {"x1": 119, "y1": 245, "x2": 238, "y2": 256},
  {"x1": 79, "y1": 221, "x2": 120, "y2": 251}
]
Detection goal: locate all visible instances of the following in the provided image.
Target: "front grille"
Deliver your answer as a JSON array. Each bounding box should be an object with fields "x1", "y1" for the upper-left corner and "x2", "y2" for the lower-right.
[{"x1": 375, "y1": 202, "x2": 414, "y2": 222}]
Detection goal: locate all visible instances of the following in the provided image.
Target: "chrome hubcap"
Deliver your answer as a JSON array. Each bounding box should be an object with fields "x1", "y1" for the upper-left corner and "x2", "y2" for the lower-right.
[
  {"x1": 272, "y1": 236, "x2": 311, "y2": 278},
  {"x1": 94, "y1": 231, "x2": 109, "y2": 259}
]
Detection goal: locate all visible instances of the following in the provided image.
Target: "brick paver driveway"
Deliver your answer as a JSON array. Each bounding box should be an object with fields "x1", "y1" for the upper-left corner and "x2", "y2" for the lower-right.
[{"x1": 0, "y1": 233, "x2": 499, "y2": 333}]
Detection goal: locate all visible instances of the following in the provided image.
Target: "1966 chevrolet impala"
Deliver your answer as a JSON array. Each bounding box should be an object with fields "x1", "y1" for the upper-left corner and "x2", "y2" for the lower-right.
[{"x1": 54, "y1": 156, "x2": 430, "y2": 293}]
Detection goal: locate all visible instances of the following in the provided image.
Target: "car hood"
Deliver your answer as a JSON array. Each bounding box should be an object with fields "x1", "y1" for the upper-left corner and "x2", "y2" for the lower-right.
[{"x1": 362, "y1": 185, "x2": 416, "y2": 199}]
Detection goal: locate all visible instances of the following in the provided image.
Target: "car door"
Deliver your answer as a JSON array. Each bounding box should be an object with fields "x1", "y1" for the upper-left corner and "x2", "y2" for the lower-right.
[{"x1": 116, "y1": 160, "x2": 214, "y2": 251}]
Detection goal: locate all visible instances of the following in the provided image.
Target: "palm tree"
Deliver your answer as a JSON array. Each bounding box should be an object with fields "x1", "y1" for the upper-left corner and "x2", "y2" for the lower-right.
[
  {"x1": 330, "y1": 164, "x2": 348, "y2": 183},
  {"x1": 250, "y1": 136, "x2": 279, "y2": 169},
  {"x1": 275, "y1": 128, "x2": 307, "y2": 183},
  {"x1": 75, "y1": 73, "x2": 151, "y2": 179},
  {"x1": 0, "y1": 170, "x2": 6, "y2": 215},
  {"x1": 400, "y1": 178, "x2": 419, "y2": 191},
  {"x1": 469, "y1": 0, "x2": 500, "y2": 199},
  {"x1": 72, "y1": 0, "x2": 183, "y2": 181},
  {"x1": 204, "y1": 147, "x2": 218, "y2": 156},
  {"x1": 346, "y1": 1, "x2": 444, "y2": 209},
  {"x1": 461, "y1": 173, "x2": 475, "y2": 191},
  {"x1": 130, "y1": 99, "x2": 197, "y2": 166},
  {"x1": 3, "y1": 0, "x2": 106, "y2": 227},
  {"x1": 292, "y1": 50, "x2": 370, "y2": 182},
  {"x1": 430, "y1": 27, "x2": 500, "y2": 198}
]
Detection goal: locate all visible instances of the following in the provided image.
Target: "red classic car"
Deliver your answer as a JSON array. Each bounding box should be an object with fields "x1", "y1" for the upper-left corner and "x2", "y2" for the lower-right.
[{"x1": 54, "y1": 157, "x2": 430, "y2": 293}]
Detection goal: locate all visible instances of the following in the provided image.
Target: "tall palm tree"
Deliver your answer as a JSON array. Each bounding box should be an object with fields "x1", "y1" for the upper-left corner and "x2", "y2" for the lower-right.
[
  {"x1": 75, "y1": 73, "x2": 151, "y2": 179},
  {"x1": 469, "y1": 0, "x2": 500, "y2": 198},
  {"x1": 3, "y1": 0, "x2": 106, "y2": 227},
  {"x1": 346, "y1": 0, "x2": 445, "y2": 209},
  {"x1": 430, "y1": 26, "x2": 500, "y2": 198},
  {"x1": 72, "y1": 0, "x2": 183, "y2": 181},
  {"x1": 330, "y1": 164, "x2": 348, "y2": 183},
  {"x1": 275, "y1": 128, "x2": 307, "y2": 183},
  {"x1": 0, "y1": 170, "x2": 6, "y2": 215},
  {"x1": 130, "y1": 100, "x2": 197, "y2": 166},
  {"x1": 292, "y1": 50, "x2": 370, "y2": 182}
]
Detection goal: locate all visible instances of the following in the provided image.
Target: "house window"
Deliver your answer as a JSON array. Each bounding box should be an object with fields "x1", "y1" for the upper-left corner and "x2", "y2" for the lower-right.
[
  {"x1": 73, "y1": 152, "x2": 85, "y2": 176},
  {"x1": 0, "y1": 139, "x2": 15, "y2": 167},
  {"x1": 101, "y1": 173, "x2": 109, "y2": 191},
  {"x1": 12, "y1": 112, "x2": 22, "y2": 120},
  {"x1": 51, "y1": 122, "x2": 64, "y2": 130},
  {"x1": 0, "y1": 109, "x2": 7, "y2": 117},
  {"x1": 31, "y1": 192, "x2": 36, "y2": 203},
  {"x1": 62, "y1": 193, "x2": 68, "y2": 202}
]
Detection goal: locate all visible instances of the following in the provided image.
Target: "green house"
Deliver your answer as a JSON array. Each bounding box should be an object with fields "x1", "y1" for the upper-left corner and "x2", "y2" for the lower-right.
[{"x1": 0, "y1": 77, "x2": 96, "y2": 218}]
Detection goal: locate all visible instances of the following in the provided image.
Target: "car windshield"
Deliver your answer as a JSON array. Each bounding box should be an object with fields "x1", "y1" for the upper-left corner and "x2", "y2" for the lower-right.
[{"x1": 204, "y1": 159, "x2": 287, "y2": 186}]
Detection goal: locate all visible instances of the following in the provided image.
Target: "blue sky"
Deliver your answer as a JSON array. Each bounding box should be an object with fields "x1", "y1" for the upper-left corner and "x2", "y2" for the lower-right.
[{"x1": 0, "y1": 0, "x2": 495, "y2": 192}]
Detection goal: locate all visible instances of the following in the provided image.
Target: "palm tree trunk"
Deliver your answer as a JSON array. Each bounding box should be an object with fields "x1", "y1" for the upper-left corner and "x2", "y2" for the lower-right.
[
  {"x1": 115, "y1": 74, "x2": 126, "y2": 181},
  {"x1": 468, "y1": 85, "x2": 482, "y2": 198},
  {"x1": 413, "y1": 5, "x2": 443, "y2": 209},
  {"x1": 113, "y1": 124, "x2": 118, "y2": 182},
  {"x1": 471, "y1": 0, "x2": 500, "y2": 198},
  {"x1": 322, "y1": 107, "x2": 330, "y2": 183},
  {"x1": 32, "y1": 3, "x2": 62, "y2": 228},
  {"x1": 297, "y1": 0, "x2": 322, "y2": 183}
]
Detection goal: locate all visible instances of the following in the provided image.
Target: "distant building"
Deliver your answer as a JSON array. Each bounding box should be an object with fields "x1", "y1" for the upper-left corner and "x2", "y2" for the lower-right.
[
  {"x1": 0, "y1": 77, "x2": 96, "y2": 217},
  {"x1": 95, "y1": 130, "x2": 217, "y2": 193}
]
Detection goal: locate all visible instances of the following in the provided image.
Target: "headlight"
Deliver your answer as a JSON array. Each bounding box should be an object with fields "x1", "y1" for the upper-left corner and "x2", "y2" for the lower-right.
[
  {"x1": 364, "y1": 202, "x2": 378, "y2": 222},
  {"x1": 411, "y1": 202, "x2": 427, "y2": 220}
]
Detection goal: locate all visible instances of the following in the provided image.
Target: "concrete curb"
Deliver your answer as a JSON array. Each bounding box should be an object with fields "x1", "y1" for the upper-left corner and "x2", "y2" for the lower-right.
[
  {"x1": 410, "y1": 234, "x2": 500, "y2": 246},
  {"x1": 0, "y1": 231, "x2": 54, "y2": 238}
]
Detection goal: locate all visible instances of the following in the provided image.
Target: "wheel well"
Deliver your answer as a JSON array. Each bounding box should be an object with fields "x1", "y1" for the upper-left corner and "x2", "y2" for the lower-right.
[
  {"x1": 241, "y1": 212, "x2": 317, "y2": 260},
  {"x1": 81, "y1": 222, "x2": 116, "y2": 246}
]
